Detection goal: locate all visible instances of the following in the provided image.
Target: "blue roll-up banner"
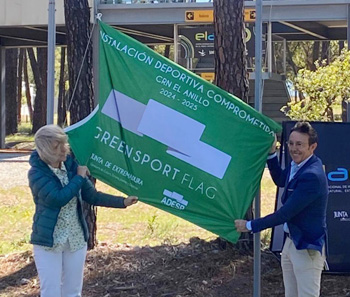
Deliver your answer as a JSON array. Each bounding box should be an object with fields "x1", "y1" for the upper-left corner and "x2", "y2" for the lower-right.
[{"x1": 270, "y1": 121, "x2": 350, "y2": 273}]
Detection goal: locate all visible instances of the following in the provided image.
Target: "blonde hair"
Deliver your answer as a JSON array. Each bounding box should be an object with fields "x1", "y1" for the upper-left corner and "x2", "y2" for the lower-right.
[{"x1": 34, "y1": 124, "x2": 69, "y2": 165}]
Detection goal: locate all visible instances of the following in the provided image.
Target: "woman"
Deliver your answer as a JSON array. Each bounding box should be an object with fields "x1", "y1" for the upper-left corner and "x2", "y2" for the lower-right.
[{"x1": 28, "y1": 124, "x2": 138, "y2": 297}]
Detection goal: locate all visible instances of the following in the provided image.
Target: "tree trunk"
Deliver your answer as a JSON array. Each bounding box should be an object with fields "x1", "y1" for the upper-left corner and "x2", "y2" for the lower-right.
[
  {"x1": 286, "y1": 43, "x2": 299, "y2": 77},
  {"x1": 58, "y1": 47, "x2": 67, "y2": 127},
  {"x1": 286, "y1": 44, "x2": 305, "y2": 102},
  {"x1": 213, "y1": 0, "x2": 249, "y2": 102},
  {"x1": 17, "y1": 49, "x2": 24, "y2": 124},
  {"x1": 310, "y1": 41, "x2": 319, "y2": 71},
  {"x1": 64, "y1": 0, "x2": 94, "y2": 122},
  {"x1": 213, "y1": 0, "x2": 251, "y2": 249},
  {"x1": 64, "y1": 0, "x2": 97, "y2": 250},
  {"x1": 339, "y1": 41, "x2": 344, "y2": 55},
  {"x1": 27, "y1": 48, "x2": 47, "y2": 133},
  {"x1": 164, "y1": 45, "x2": 170, "y2": 59},
  {"x1": 5, "y1": 49, "x2": 18, "y2": 135},
  {"x1": 23, "y1": 50, "x2": 33, "y2": 123},
  {"x1": 341, "y1": 98, "x2": 348, "y2": 122},
  {"x1": 321, "y1": 41, "x2": 330, "y2": 65}
]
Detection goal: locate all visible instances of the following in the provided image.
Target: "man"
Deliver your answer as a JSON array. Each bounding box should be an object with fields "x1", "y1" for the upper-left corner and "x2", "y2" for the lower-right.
[{"x1": 235, "y1": 121, "x2": 328, "y2": 297}]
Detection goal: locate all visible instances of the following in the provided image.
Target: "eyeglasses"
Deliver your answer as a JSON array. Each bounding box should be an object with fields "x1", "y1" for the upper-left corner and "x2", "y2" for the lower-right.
[{"x1": 286, "y1": 141, "x2": 308, "y2": 148}]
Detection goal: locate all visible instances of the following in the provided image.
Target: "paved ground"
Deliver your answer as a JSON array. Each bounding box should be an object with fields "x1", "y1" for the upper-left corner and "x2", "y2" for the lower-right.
[{"x1": 0, "y1": 152, "x2": 30, "y2": 189}]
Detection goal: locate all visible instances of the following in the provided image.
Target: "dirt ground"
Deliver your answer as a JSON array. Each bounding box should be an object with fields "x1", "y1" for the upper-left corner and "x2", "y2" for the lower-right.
[
  {"x1": 1, "y1": 238, "x2": 350, "y2": 297},
  {"x1": 1, "y1": 152, "x2": 350, "y2": 296}
]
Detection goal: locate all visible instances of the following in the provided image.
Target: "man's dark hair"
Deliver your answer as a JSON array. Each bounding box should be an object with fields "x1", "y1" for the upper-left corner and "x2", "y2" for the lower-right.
[{"x1": 290, "y1": 121, "x2": 318, "y2": 145}]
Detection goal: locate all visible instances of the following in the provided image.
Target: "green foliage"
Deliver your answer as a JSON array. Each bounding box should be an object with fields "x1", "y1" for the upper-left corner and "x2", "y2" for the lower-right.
[
  {"x1": 147, "y1": 214, "x2": 158, "y2": 234},
  {"x1": 153, "y1": 45, "x2": 174, "y2": 60},
  {"x1": 283, "y1": 41, "x2": 341, "y2": 79},
  {"x1": 282, "y1": 49, "x2": 350, "y2": 121}
]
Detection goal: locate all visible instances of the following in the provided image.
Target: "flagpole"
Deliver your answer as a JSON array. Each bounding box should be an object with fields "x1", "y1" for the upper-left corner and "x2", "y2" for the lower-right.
[
  {"x1": 47, "y1": 0, "x2": 56, "y2": 124},
  {"x1": 93, "y1": 1, "x2": 100, "y2": 108},
  {"x1": 0, "y1": 48, "x2": 5, "y2": 149},
  {"x1": 254, "y1": 0, "x2": 263, "y2": 296},
  {"x1": 174, "y1": 24, "x2": 179, "y2": 64}
]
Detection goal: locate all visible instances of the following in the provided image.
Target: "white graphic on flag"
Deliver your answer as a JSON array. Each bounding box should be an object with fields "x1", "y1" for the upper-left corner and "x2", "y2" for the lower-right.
[{"x1": 101, "y1": 89, "x2": 231, "y2": 179}]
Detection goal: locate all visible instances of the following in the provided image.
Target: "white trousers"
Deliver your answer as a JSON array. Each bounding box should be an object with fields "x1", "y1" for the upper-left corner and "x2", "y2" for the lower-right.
[
  {"x1": 33, "y1": 243, "x2": 87, "y2": 297},
  {"x1": 281, "y1": 237, "x2": 325, "y2": 297}
]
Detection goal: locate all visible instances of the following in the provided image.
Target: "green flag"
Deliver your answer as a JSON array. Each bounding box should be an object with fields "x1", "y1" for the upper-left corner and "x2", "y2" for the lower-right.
[{"x1": 66, "y1": 21, "x2": 281, "y2": 243}]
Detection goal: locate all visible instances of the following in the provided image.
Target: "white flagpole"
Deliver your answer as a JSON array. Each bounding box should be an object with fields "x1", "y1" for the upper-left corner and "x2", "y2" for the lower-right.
[
  {"x1": 47, "y1": 0, "x2": 56, "y2": 124},
  {"x1": 254, "y1": 0, "x2": 263, "y2": 296}
]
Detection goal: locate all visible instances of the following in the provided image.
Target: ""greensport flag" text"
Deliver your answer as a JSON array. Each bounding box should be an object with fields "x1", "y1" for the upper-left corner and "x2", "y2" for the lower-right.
[{"x1": 66, "y1": 21, "x2": 282, "y2": 243}]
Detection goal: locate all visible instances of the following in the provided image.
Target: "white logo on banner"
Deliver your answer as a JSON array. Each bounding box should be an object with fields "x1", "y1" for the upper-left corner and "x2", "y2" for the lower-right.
[
  {"x1": 101, "y1": 89, "x2": 232, "y2": 179},
  {"x1": 161, "y1": 189, "x2": 188, "y2": 210}
]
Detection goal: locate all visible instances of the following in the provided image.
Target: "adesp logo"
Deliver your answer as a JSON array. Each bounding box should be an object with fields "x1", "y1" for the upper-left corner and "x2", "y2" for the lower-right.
[
  {"x1": 327, "y1": 168, "x2": 349, "y2": 182},
  {"x1": 161, "y1": 189, "x2": 188, "y2": 211}
]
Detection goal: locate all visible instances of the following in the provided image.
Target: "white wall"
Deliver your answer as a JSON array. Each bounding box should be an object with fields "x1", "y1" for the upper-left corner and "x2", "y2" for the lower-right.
[{"x1": 0, "y1": 0, "x2": 95, "y2": 26}]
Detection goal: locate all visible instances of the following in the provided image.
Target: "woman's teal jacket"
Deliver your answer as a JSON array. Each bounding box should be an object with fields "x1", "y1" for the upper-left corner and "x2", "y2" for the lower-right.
[{"x1": 28, "y1": 151, "x2": 126, "y2": 247}]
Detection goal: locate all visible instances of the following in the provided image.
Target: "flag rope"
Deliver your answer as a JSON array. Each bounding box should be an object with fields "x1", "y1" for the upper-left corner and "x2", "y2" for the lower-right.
[{"x1": 64, "y1": 14, "x2": 102, "y2": 126}]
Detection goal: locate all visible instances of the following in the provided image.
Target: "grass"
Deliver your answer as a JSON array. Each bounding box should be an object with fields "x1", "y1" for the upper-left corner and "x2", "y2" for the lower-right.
[
  {"x1": 5, "y1": 122, "x2": 34, "y2": 144},
  {"x1": 0, "y1": 187, "x2": 34, "y2": 254},
  {"x1": 260, "y1": 173, "x2": 277, "y2": 247},
  {"x1": 0, "y1": 170, "x2": 277, "y2": 255},
  {"x1": 80, "y1": 180, "x2": 219, "y2": 247}
]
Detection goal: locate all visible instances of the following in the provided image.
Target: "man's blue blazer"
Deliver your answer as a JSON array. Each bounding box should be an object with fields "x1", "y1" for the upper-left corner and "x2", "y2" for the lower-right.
[{"x1": 251, "y1": 154, "x2": 328, "y2": 253}]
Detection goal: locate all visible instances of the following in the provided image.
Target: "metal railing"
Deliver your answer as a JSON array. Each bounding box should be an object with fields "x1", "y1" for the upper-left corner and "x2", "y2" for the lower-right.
[{"x1": 100, "y1": 0, "x2": 211, "y2": 4}]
